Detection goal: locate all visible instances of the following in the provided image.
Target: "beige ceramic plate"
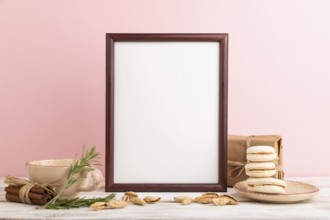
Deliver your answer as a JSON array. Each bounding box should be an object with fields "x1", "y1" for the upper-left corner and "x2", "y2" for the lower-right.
[{"x1": 234, "y1": 180, "x2": 319, "y2": 203}]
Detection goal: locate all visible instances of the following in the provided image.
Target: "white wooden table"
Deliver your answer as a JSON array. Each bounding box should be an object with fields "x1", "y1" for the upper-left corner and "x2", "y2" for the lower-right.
[{"x1": 0, "y1": 177, "x2": 329, "y2": 220}]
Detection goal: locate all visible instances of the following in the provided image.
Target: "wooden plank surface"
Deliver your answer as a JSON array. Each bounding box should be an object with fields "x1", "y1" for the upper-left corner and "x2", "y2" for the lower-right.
[{"x1": 0, "y1": 177, "x2": 329, "y2": 220}]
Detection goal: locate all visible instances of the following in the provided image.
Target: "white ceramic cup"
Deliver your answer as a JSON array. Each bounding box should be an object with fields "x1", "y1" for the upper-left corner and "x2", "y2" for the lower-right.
[{"x1": 26, "y1": 159, "x2": 103, "y2": 198}]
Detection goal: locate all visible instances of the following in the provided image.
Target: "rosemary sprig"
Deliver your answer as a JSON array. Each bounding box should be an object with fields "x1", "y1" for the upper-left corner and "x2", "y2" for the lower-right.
[
  {"x1": 45, "y1": 194, "x2": 116, "y2": 209},
  {"x1": 65, "y1": 146, "x2": 101, "y2": 190},
  {"x1": 45, "y1": 145, "x2": 115, "y2": 209}
]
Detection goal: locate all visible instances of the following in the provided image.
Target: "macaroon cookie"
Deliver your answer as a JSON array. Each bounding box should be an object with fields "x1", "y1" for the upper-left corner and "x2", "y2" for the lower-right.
[
  {"x1": 245, "y1": 162, "x2": 276, "y2": 177},
  {"x1": 246, "y1": 146, "x2": 277, "y2": 162},
  {"x1": 246, "y1": 177, "x2": 286, "y2": 194}
]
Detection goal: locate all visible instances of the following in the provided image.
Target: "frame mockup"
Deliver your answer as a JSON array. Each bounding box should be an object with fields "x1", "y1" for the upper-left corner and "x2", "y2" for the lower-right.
[{"x1": 106, "y1": 34, "x2": 228, "y2": 192}]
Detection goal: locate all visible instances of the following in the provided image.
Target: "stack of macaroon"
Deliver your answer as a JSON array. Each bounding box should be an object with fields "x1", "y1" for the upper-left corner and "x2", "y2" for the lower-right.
[{"x1": 245, "y1": 146, "x2": 286, "y2": 194}]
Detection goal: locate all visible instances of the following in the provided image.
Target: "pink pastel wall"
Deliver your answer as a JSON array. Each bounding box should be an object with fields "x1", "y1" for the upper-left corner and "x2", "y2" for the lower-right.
[{"x1": 1, "y1": 0, "x2": 330, "y2": 177}]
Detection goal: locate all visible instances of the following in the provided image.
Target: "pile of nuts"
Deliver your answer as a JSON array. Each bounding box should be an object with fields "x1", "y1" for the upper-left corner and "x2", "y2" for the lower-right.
[
  {"x1": 90, "y1": 191, "x2": 238, "y2": 211},
  {"x1": 121, "y1": 191, "x2": 161, "y2": 205},
  {"x1": 90, "y1": 191, "x2": 161, "y2": 211},
  {"x1": 174, "y1": 192, "x2": 238, "y2": 206}
]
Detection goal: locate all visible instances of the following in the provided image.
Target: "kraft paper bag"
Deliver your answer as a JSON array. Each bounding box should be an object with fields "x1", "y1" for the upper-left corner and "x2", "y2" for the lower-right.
[{"x1": 227, "y1": 135, "x2": 284, "y2": 187}]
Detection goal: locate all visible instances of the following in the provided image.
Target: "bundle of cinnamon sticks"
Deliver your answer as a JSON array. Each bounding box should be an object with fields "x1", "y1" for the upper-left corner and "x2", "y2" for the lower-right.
[{"x1": 5, "y1": 184, "x2": 56, "y2": 205}]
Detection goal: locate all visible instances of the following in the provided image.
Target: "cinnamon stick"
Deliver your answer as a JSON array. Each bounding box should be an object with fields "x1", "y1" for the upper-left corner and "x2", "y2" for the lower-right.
[
  {"x1": 5, "y1": 193, "x2": 51, "y2": 205},
  {"x1": 5, "y1": 184, "x2": 53, "y2": 195},
  {"x1": 5, "y1": 186, "x2": 47, "y2": 200},
  {"x1": 4, "y1": 184, "x2": 55, "y2": 205}
]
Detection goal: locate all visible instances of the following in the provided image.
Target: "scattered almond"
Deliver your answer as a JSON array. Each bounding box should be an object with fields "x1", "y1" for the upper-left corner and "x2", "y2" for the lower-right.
[
  {"x1": 201, "y1": 192, "x2": 219, "y2": 198},
  {"x1": 181, "y1": 198, "x2": 193, "y2": 205},
  {"x1": 221, "y1": 195, "x2": 238, "y2": 205},
  {"x1": 212, "y1": 195, "x2": 238, "y2": 206},
  {"x1": 125, "y1": 191, "x2": 138, "y2": 198},
  {"x1": 174, "y1": 196, "x2": 192, "y2": 203},
  {"x1": 143, "y1": 196, "x2": 161, "y2": 204},
  {"x1": 121, "y1": 195, "x2": 130, "y2": 202},
  {"x1": 130, "y1": 196, "x2": 145, "y2": 206},
  {"x1": 194, "y1": 196, "x2": 214, "y2": 204},
  {"x1": 107, "y1": 200, "x2": 128, "y2": 209},
  {"x1": 90, "y1": 202, "x2": 108, "y2": 211}
]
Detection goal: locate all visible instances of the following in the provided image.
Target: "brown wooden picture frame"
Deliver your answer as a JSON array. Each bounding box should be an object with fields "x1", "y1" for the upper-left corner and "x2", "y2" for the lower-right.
[{"x1": 106, "y1": 34, "x2": 228, "y2": 192}]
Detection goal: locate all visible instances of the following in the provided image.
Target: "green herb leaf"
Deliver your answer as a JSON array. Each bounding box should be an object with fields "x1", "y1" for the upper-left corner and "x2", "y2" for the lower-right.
[
  {"x1": 45, "y1": 145, "x2": 113, "y2": 209},
  {"x1": 45, "y1": 194, "x2": 116, "y2": 209}
]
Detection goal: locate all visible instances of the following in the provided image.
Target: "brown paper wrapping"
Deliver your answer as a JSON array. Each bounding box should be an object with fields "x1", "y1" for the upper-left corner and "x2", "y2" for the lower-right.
[{"x1": 227, "y1": 135, "x2": 284, "y2": 187}]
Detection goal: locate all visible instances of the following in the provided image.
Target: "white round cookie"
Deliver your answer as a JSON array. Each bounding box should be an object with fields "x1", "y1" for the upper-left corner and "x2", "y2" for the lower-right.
[
  {"x1": 246, "y1": 146, "x2": 275, "y2": 154},
  {"x1": 245, "y1": 162, "x2": 276, "y2": 177},
  {"x1": 247, "y1": 177, "x2": 286, "y2": 187},
  {"x1": 246, "y1": 169, "x2": 276, "y2": 178},
  {"x1": 250, "y1": 184, "x2": 285, "y2": 194},
  {"x1": 247, "y1": 146, "x2": 277, "y2": 162},
  {"x1": 247, "y1": 153, "x2": 277, "y2": 162},
  {"x1": 245, "y1": 162, "x2": 276, "y2": 170},
  {"x1": 246, "y1": 177, "x2": 286, "y2": 194}
]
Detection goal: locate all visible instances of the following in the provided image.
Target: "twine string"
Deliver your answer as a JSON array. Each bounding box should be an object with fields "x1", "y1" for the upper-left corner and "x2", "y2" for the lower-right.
[{"x1": 5, "y1": 176, "x2": 36, "y2": 204}]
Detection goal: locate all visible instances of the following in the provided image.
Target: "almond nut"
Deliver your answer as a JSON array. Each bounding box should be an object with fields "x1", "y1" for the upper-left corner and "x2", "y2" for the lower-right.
[
  {"x1": 174, "y1": 196, "x2": 192, "y2": 203},
  {"x1": 107, "y1": 200, "x2": 128, "y2": 209},
  {"x1": 143, "y1": 196, "x2": 161, "y2": 204},
  {"x1": 130, "y1": 197, "x2": 145, "y2": 206}
]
